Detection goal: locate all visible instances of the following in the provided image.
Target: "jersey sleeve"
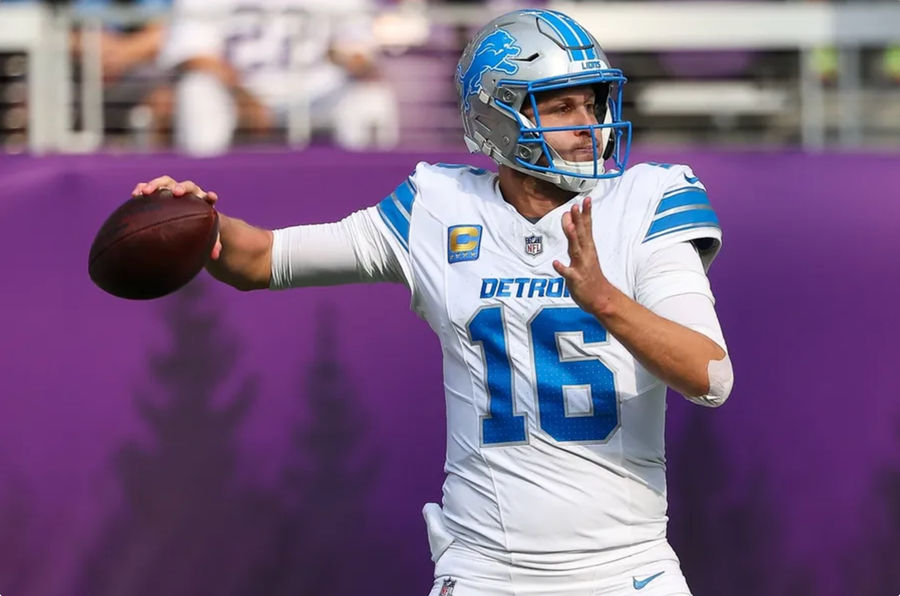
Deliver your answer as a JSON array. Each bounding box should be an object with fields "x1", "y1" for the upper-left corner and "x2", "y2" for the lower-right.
[
  {"x1": 370, "y1": 168, "x2": 423, "y2": 291},
  {"x1": 635, "y1": 164, "x2": 722, "y2": 273}
]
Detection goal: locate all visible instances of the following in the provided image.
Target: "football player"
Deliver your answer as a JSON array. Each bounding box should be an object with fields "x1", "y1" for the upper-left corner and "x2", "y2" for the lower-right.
[
  {"x1": 159, "y1": 0, "x2": 397, "y2": 154},
  {"x1": 133, "y1": 9, "x2": 733, "y2": 595}
]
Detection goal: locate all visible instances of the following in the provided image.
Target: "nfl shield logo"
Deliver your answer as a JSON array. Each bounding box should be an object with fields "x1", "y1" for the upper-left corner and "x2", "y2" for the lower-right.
[
  {"x1": 525, "y1": 234, "x2": 543, "y2": 256},
  {"x1": 439, "y1": 578, "x2": 457, "y2": 596}
]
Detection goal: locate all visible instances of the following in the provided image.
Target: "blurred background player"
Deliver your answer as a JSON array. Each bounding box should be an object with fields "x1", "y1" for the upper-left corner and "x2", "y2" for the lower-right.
[
  {"x1": 73, "y1": 0, "x2": 174, "y2": 147},
  {"x1": 2, "y1": 0, "x2": 173, "y2": 148},
  {"x1": 159, "y1": 0, "x2": 399, "y2": 155},
  {"x1": 70, "y1": 0, "x2": 169, "y2": 82}
]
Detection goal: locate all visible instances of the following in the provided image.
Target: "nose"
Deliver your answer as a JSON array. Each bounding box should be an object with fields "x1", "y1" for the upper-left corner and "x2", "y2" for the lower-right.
[{"x1": 573, "y1": 107, "x2": 599, "y2": 134}]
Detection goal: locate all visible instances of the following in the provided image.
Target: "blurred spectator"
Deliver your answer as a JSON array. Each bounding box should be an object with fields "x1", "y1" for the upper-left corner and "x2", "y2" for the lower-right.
[
  {"x1": 883, "y1": 45, "x2": 900, "y2": 84},
  {"x1": 804, "y1": 0, "x2": 900, "y2": 87},
  {"x1": 0, "y1": 0, "x2": 169, "y2": 82},
  {"x1": 71, "y1": 0, "x2": 169, "y2": 82},
  {"x1": 0, "y1": 0, "x2": 172, "y2": 147},
  {"x1": 160, "y1": 0, "x2": 399, "y2": 155},
  {"x1": 71, "y1": 0, "x2": 174, "y2": 146}
]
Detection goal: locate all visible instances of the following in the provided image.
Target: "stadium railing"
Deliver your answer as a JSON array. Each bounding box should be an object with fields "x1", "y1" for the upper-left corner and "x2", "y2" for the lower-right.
[{"x1": 1, "y1": 1, "x2": 898, "y2": 154}]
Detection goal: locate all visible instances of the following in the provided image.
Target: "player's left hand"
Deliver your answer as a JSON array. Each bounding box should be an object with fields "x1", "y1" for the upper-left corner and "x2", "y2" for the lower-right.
[{"x1": 553, "y1": 198, "x2": 614, "y2": 315}]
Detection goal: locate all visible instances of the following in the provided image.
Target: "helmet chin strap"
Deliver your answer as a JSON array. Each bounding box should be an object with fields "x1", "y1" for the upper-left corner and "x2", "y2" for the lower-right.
[
  {"x1": 540, "y1": 155, "x2": 602, "y2": 192},
  {"x1": 545, "y1": 145, "x2": 605, "y2": 191}
]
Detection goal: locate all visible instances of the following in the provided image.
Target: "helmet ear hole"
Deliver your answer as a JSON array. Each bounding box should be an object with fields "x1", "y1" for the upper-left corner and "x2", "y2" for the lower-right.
[
  {"x1": 600, "y1": 98, "x2": 616, "y2": 160},
  {"x1": 592, "y1": 83, "x2": 611, "y2": 120},
  {"x1": 602, "y1": 132, "x2": 616, "y2": 161}
]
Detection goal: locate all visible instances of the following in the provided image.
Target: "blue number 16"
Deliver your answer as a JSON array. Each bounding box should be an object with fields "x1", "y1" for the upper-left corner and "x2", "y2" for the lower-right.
[{"x1": 467, "y1": 306, "x2": 619, "y2": 445}]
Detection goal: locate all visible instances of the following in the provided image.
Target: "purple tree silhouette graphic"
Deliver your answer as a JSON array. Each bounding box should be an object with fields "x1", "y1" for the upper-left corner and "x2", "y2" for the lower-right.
[{"x1": 71, "y1": 280, "x2": 259, "y2": 596}]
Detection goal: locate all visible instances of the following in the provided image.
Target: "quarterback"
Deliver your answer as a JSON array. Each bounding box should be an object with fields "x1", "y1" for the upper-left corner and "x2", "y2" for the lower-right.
[{"x1": 133, "y1": 9, "x2": 733, "y2": 595}]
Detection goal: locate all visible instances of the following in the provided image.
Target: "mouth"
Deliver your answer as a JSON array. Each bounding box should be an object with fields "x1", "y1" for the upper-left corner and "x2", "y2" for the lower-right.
[{"x1": 569, "y1": 147, "x2": 598, "y2": 161}]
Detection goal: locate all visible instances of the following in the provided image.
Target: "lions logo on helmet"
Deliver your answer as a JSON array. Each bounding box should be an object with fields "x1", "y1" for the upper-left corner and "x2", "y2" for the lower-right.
[
  {"x1": 457, "y1": 29, "x2": 522, "y2": 112},
  {"x1": 456, "y1": 10, "x2": 633, "y2": 193}
]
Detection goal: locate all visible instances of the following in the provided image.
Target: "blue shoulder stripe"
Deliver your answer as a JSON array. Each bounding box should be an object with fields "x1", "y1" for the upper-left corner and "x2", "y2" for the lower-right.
[
  {"x1": 657, "y1": 188, "x2": 710, "y2": 213},
  {"x1": 395, "y1": 178, "x2": 416, "y2": 212},
  {"x1": 376, "y1": 176, "x2": 417, "y2": 251},
  {"x1": 377, "y1": 198, "x2": 410, "y2": 251},
  {"x1": 644, "y1": 206, "x2": 720, "y2": 243}
]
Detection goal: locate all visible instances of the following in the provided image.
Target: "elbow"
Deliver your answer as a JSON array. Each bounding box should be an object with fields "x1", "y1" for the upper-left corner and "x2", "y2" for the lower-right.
[
  {"x1": 686, "y1": 392, "x2": 730, "y2": 409},
  {"x1": 684, "y1": 354, "x2": 734, "y2": 408}
]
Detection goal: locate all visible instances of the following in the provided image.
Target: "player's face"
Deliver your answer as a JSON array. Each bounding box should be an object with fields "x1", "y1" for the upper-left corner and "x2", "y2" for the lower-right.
[{"x1": 521, "y1": 86, "x2": 604, "y2": 162}]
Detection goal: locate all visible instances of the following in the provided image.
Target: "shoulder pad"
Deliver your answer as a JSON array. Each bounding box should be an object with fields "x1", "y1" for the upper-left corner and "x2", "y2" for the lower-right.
[
  {"x1": 375, "y1": 170, "x2": 418, "y2": 252},
  {"x1": 639, "y1": 163, "x2": 722, "y2": 271}
]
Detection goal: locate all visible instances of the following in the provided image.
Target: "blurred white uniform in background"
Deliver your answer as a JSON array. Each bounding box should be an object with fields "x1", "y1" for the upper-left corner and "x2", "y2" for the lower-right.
[{"x1": 160, "y1": 0, "x2": 398, "y2": 155}]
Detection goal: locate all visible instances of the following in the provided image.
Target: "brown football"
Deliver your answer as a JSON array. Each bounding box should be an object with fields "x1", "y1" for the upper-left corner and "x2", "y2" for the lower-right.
[{"x1": 88, "y1": 189, "x2": 219, "y2": 300}]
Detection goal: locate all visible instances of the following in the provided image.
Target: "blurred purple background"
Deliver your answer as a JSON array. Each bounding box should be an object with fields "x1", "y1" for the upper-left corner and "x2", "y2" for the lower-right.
[{"x1": 1, "y1": 148, "x2": 898, "y2": 596}]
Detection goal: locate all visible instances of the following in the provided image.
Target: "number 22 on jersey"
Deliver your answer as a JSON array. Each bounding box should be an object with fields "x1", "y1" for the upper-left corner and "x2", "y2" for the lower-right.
[{"x1": 467, "y1": 306, "x2": 619, "y2": 445}]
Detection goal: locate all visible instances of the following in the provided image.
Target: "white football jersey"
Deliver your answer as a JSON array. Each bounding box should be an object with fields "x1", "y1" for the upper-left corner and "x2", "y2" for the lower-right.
[
  {"x1": 373, "y1": 162, "x2": 722, "y2": 569},
  {"x1": 160, "y1": 0, "x2": 374, "y2": 107}
]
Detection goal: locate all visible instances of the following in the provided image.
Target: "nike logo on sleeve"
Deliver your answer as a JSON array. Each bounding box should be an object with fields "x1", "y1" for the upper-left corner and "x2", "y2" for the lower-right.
[{"x1": 633, "y1": 571, "x2": 666, "y2": 590}]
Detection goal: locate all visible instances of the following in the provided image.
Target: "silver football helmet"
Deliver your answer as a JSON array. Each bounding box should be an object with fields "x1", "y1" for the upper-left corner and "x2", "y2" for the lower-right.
[{"x1": 456, "y1": 9, "x2": 632, "y2": 192}]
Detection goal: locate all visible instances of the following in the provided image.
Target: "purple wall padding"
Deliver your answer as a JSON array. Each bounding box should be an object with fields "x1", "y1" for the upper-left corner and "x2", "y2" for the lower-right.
[{"x1": 0, "y1": 148, "x2": 898, "y2": 596}]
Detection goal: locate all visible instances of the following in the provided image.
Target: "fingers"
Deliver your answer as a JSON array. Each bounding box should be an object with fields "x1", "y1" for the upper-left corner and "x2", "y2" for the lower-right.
[
  {"x1": 573, "y1": 197, "x2": 593, "y2": 248},
  {"x1": 582, "y1": 197, "x2": 592, "y2": 226},
  {"x1": 210, "y1": 233, "x2": 222, "y2": 261},
  {"x1": 131, "y1": 175, "x2": 174, "y2": 197},
  {"x1": 552, "y1": 259, "x2": 572, "y2": 279},
  {"x1": 131, "y1": 176, "x2": 216, "y2": 205},
  {"x1": 555, "y1": 214, "x2": 576, "y2": 277},
  {"x1": 561, "y1": 210, "x2": 581, "y2": 260},
  {"x1": 563, "y1": 202, "x2": 591, "y2": 261},
  {"x1": 560, "y1": 198, "x2": 599, "y2": 275},
  {"x1": 172, "y1": 180, "x2": 201, "y2": 198}
]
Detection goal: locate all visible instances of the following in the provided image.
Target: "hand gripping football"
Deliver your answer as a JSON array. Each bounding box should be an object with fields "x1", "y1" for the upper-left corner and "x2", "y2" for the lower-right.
[{"x1": 88, "y1": 189, "x2": 219, "y2": 299}]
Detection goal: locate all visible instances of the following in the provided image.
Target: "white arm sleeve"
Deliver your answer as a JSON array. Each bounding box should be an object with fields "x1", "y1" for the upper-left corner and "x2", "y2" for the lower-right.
[
  {"x1": 652, "y1": 293, "x2": 726, "y2": 355},
  {"x1": 654, "y1": 293, "x2": 733, "y2": 408},
  {"x1": 635, "y1": 240, "x2": 715, "y2": 310},
  {"x1": 640, "y1": 242, "x2": 734, "y2": 407},
  {"x1": 269, "y1": 206, "x2": 407, "y2": 289}
]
